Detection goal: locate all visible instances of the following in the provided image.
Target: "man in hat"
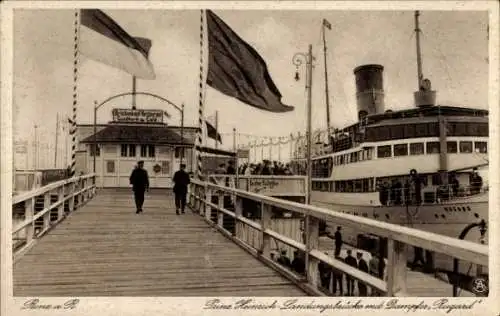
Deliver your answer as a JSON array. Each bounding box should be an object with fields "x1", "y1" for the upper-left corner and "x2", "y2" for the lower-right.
[
  {"x1": 129, "y1": 161, "x2": 149, "y2": 214},
  {"x1": 173, "y1": 163, "x2": 190, "y2": 215}
]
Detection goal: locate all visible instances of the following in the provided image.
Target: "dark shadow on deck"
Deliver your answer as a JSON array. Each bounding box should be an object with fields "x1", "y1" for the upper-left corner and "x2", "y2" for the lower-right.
[{"x1": 13, "y1": 189, "x2": 307, "y2": 296}]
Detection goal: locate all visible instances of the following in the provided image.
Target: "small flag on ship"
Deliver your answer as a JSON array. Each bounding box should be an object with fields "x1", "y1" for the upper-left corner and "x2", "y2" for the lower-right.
[
  {"x1": 79, "y1": 9, "x2": 156, "y2": 80},
  {"x1": 205, "y1": 10, "x2": 293, "y2": 113},
  {"x1": 323, "y1": 19, "x2": 332, "y2": 30},
  {"x1": 205, "y1": 114, "x2": 222, "y2": 143}
]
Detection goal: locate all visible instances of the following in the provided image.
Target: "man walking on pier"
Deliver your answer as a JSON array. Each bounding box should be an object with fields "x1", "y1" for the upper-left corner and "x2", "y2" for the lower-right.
[
  {"x1": 173, "y1": 164, "x2": 190, "y2": 215},
  {"x1": 129, "y1": 161, "x2": 149, "y2": 214}
]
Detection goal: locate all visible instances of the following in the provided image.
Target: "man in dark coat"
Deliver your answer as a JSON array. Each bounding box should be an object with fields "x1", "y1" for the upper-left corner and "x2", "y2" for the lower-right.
[
  {"x1": 129, "y1": 161, "x2": 149, "y2": 214},
  {"x1": 173, "y1": 163, "x2": 190, "y2": 215},
  {"x1": 356, "y1": 252, "x2": 369, "y2": 296},
  {"x1": 344, "y1": 249, "x2": 358, "y2": 296}
]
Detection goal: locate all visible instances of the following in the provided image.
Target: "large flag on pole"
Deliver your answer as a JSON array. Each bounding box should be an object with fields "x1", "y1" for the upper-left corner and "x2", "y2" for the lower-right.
[
  {"x1": 205, "y1": 10, "x2": 293, "y2": 113},
  {"x1": 79, "y1": 9, "x2": 156, "y2": 80}
]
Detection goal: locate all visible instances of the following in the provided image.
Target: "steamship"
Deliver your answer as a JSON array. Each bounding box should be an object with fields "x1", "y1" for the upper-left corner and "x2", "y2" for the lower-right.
[{"x1": 299, "y1": 12, "x2": 489, "y2": 277}]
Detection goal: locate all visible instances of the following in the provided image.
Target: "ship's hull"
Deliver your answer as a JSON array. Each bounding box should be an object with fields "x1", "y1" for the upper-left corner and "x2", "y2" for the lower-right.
[{"x1": 311, "y1": 191, "x2": 488, "y2": 276}]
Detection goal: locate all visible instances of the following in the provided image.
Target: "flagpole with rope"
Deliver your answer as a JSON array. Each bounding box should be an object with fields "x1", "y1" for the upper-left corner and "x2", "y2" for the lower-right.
[
  {"x1": 195, "y1": 9, "x2": 206, "y2": 180},
  {"x1": 70, "y1": 9, "x2": 80, "y2": 177}
]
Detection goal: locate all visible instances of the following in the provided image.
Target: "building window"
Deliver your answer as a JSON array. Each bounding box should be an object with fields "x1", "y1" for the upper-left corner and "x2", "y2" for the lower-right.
[
  {"x1": 394, "y1": 144, "x2": 408, "y2": 157},
  {"x1": 148, "y1": 145, "x2": 155, "y2": 157},
  {"x1": 129, "y1": 145, "x2": 136, "y2": 157},
  {"x1": 175, "y1": 147, "x2": 183, "y2": 158},
  {"x1": 121, "y1": 144, "x2": 128, "y2": 157},
  {"x1": 140, "y1": 145, "x2": 148, "y2": 157},
  {"x1": 447, "y1": 141, "x2": 457, "y2": 153},
  {"x1": 426, "y1": 142, "x2": 440, "y2": 154},
  {"x1": 410, "y1": 143, "x2": 424, "y2": 155},
  {"x1": 377, "y1": 145, "x2": 392, "y2": 158},
  {"x1": 459, "y1": 141, "x2": 473, "y2": 153},
  {"x1": 161, "y1": 161, "x2": 170, "y2": 174},
  {"x1": 90, "y1": 144, "x2": 100, "y2": 157},
  {"x1": 475, "y1": 141, "x2": 487, "y2": 153},
  {"x1": 106, "y1": 160, "x2": 115, "y2": 173}
]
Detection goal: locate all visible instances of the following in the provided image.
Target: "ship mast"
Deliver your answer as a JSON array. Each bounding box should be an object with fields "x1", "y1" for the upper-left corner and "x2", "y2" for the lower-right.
[
  {"x1": 322, "y1": 20, "x2": 332, "y2": 134},
  {"x1": 415, "y1": 11, "x2": 424, "y2": 88}
]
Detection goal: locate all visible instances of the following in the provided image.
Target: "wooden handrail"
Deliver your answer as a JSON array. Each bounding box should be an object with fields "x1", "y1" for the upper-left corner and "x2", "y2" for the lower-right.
[
  {"x1": 189, "y1": 179, "x2": 488, "y2": 296},
  {"x1": 12, "y1": 173, "x2": 97, "y2": 261},
  {"x1": 191, "y1": 179, "x2": 487, "y2": 265}
]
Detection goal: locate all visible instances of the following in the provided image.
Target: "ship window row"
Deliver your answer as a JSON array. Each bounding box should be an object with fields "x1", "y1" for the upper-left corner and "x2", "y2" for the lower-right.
[
  {"x1": 332, "y1": 148, "x2": 374, "y2": 166},
  {"x1": 376, "y1": 140, "x2": 487, "y2": 158},
  {"x1": 365, "y1": 122, "x2": 488, "y2": 142},
  {"x1": 329, "y1": 140, "x2": 487, "y2": 167},
  {"x1": 312, "y1": 178, "x2": 375, "y2": 193}
]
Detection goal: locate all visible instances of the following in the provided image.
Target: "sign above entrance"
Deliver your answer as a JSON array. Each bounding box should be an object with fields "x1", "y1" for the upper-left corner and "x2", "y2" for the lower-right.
[{"x1": 112, "y1": 108, "x2": 165, "y2": 123}]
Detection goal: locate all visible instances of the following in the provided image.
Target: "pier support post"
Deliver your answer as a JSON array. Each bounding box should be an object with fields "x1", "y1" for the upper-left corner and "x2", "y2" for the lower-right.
[
  {"x1": 43, "y1": 191, "x2": 51, "y2": 231},
  {"x1": 305, "y1": 215, "x2": 320, "y2": 287},
  {"x1": 57, "y1": 186, "x2": 65, "y2": 219},
  {"x1": 386, "y1": 238, "x2": 407, "y2": 296},
  {"x1": 259, "y1": 203, "x2": 272, "y2": 258}
]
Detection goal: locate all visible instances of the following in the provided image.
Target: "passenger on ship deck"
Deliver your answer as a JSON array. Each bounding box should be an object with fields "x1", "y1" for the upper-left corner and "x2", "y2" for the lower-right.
[
  {"x1": 391, "y1": 179, "x2": 402, "y2": 205},
  {"x1": 449, "y1": 173, "x2": 460, "y2": 197},
  {"x1": 378, "y1": 181, "x2": 389, "y2": 206},
  {"x1": 470, "y1": 170, "x2": 483, "y2": 195},
  {"x1": 410, "y1": 171, "x2": 422, "y2": 205}
]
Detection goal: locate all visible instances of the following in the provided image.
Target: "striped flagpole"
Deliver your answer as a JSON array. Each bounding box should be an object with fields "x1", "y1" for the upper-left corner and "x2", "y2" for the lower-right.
[
  {"x1": 69, "y1": 9, "x2": 80, "y2": 177},
  {"x1": 195, "y1": 9, "x2": 206, "y2": 180}
]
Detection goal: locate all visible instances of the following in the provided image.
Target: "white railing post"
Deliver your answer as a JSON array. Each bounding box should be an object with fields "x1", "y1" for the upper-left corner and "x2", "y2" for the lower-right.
[
  {"x1": 234, "y1": 196, "x2": 243, "y2": 238},
  {"x1": 305, "y1": 215, "x2": 320, "y2": 287},
  {"x1": 68, "y1": 181, "x2": 76, "y2": 213},
  {"x1": 386, "y1": 238, "x2": 407, "y2": 296},
  {"x1": 217, "y1": 190, "x2": 224, "y2": 228},
  {"x1": 24, "y1": 198, "x2": 35, "y2": 244},
  {"x1": 205, "y1": 186, "x2": 212, "y2": 221},
  {"x1": 57, "y1": 185, "x2": 65, "y2": 219},
  {"x1": 259, "y1": 202, "x2": 271, "y2": 258},
  {"x1": 42, "y1": 191, "x2": 51, "y2": 232}
]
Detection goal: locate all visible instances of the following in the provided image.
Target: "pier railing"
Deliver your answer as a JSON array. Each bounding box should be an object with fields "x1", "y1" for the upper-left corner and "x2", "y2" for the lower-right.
[
  {"x1": 12, "y1": 174, "x2": 97, "y2": 261},
  {"x1": 188, "y1": 178, "x2": 488, "y2": 297}
]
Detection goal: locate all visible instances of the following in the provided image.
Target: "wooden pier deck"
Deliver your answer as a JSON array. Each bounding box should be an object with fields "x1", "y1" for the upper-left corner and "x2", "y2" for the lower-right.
[{"x1": 13, "y1": 189, "x2": 307, "y2": 297}]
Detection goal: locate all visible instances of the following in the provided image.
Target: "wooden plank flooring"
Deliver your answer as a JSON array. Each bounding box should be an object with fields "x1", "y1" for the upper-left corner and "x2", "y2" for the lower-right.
[{"x1": 13, "y1": 189, "x2": 306, "y2": 297}]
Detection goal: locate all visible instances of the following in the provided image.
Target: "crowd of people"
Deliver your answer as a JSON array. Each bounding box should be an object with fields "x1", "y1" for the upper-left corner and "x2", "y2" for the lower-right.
[{"x1": 238, "y1": 160, "x2": 294, "y2": 175}]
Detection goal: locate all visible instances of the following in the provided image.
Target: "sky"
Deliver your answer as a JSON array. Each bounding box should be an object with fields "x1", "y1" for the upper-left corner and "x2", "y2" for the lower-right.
[{"x1": 10, "y1": 6, "x2": 490, "y2": 167}]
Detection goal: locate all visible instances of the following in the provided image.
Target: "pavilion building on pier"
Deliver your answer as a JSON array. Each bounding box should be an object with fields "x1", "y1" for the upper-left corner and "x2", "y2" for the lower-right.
[{"x1": 75, "y1": 107, "x2": 234, "y2": 188}]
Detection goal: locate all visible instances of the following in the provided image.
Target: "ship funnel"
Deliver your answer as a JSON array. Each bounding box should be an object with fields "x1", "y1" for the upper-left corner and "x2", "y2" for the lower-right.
[
  {"x1": 354, "y1": 64, "x2": 385, "y2": 120},
  {"x1": 414, "y1": 78, "x2": 437, "y2": 107}
]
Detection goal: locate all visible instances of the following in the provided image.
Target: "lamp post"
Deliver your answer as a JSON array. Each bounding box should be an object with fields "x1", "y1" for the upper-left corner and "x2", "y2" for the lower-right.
[
  {"x1": 293, "y1": 45, "x2": 314, "y2": 282},
  {"x1": 293, "y1": 44, "x2": 314, "y2": 205}
]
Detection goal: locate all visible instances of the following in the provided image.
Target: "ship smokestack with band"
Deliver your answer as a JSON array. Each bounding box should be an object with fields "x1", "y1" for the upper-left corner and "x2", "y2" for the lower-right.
[{"x1": 354, "y1": 64, "x2": 385, "y2": 121}]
